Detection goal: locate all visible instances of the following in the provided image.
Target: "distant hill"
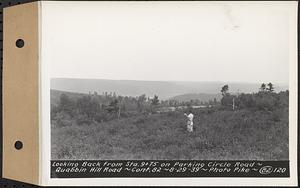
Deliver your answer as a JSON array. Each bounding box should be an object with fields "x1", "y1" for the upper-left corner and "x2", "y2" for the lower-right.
[
  {"x1": 171, "y1": 93, "x2": 222, "y2": 102},
  {"x1": 51, "y1": 78, "x2": 288, "y2": 100},
  {"x1": 51, "y1": 89, "x2": 86, "y2": 105}
]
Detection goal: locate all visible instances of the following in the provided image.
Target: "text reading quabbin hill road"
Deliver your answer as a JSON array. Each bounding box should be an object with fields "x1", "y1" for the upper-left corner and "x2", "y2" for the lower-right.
[{"x1": 50, "y1": 160, "x2": 289, "y2": 178}]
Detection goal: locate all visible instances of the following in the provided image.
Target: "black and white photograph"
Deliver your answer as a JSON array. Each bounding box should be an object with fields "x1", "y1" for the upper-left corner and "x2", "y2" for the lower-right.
[
  {"x1": 51, "y1": 78, "x2": 289, "y2": 160},
  {"x1": 41, "y1": 1, "x2": 297, "y2": 185},
  {"x1": 49, "y1": 1, "x2": 292, "y2": 162}
]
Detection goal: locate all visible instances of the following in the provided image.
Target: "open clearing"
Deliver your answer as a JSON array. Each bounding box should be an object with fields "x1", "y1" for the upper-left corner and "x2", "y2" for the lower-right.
[{"x1": 52, "y1": 108, "x2": 288, "y2": 160}]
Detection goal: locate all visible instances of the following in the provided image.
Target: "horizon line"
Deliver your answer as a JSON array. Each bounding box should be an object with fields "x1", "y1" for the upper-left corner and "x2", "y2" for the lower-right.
[{"x1": 51, "y1": 77, "x2": 289, "y2": 86}]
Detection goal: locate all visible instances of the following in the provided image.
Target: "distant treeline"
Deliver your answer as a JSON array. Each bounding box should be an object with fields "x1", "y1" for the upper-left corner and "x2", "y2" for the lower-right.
[
  {"x1": 51, "y1": 82, "x2": 288, "y2": 127},
  {"x1": 50, "y1": 91, "x2": 203, "y2": 127},
  {"x1": 220, "y1": 83, "x2": 289, "y2": 111}
]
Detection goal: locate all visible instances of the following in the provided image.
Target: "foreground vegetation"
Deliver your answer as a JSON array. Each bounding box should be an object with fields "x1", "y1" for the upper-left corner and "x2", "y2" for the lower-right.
[{"x1": 51, "y1": 83, "x2": 289, "y2": 160}]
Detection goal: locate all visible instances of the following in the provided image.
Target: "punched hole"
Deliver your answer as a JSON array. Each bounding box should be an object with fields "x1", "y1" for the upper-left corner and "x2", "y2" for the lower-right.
[
  {"x1": 14, "y1": 141, "x2": 23, "y2": 150},
  {"x1": 16, "y1": 39, "x2": 25, "y2": 48}
]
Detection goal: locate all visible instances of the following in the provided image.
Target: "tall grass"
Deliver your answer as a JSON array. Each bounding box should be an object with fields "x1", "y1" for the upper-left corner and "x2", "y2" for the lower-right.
[{"x1": 51, "y1": 107, "x2": 288, "y2": 160}]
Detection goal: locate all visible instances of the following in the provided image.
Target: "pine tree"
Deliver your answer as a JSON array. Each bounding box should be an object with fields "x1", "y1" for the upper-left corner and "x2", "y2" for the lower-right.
[
  {"x1": 151, "y1": 95, "x2": 159, "y2": 105},
  {"x1": 221, "y1": 85, "x2": 229, "y2": 96},
  {"x1": 260, "y1": 83, "x2": 266, "y2": 92},
  {"x1": 267, "y1": 82, "x2": 274, "y2": 92}
]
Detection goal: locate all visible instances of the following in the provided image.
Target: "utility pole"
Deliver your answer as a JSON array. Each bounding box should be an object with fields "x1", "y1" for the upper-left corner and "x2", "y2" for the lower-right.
[
  {"x1": 117, "y1": 98, "x2": 123, "y2": 119},
  {"x1": 232, "y1": 97, "x2": 235, "y2": 110},
  {"x1": 118, "y1": 105, "x2": 121, "y2": 119}
]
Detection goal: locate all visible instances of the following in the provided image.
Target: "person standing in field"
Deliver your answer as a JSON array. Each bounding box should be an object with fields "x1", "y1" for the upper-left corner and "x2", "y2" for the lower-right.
[{"x1": 184, "y1": 110, "x2": 194, "y2": 132}]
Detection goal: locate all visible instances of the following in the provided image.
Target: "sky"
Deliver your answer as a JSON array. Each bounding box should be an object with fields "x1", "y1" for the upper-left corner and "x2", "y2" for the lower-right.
[{"x1": 41, "y1": 1, "x2": 297, "y2": 84}]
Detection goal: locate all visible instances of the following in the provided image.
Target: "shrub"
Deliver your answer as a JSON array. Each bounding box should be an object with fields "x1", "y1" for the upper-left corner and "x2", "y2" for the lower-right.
[
  {"x1": 58, "y1": 93, "x2": 76, "y2": 116},
  {"x1": 57, "y1": 145, "x2": 73, "y2": 159},
  {"x1": 233, "y1": 91, "x2": 288, "y2": 111},
  {"x1": 94, "y1": 110, "x2": 109, "y2": 122},
  {"x1": 236, "y1": 93, "x2": 254, "y2": 108},
  {"x1": 254, "y1": 93, "x2": 277, "y2": 111},
  {"x1": 75, "y1": 113, "x2": 93, "y2": 126},
  {"x1": 51, "y1": 104, "x2": 59, "y2": 120},
  {"x1": 54, "y1": 112, "x2": 73, "y2": 127}
]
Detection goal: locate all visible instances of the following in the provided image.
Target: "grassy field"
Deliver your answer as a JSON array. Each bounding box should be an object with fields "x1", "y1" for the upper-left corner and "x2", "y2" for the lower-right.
[{"x1": 51, "y1": 107, "x2": 288, "y2": 160}]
